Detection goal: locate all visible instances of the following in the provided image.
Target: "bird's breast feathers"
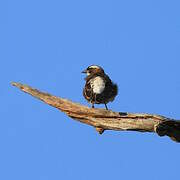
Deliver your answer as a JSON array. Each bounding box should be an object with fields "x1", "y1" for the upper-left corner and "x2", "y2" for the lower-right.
[{"x1": 90, "y1": 76, "x2": 105, "y2": 94}]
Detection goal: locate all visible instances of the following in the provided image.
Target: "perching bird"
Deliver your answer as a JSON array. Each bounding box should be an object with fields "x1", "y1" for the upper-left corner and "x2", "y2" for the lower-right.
[{"x1": 82, "y1": 65, "x2": 118, "y2": 110}]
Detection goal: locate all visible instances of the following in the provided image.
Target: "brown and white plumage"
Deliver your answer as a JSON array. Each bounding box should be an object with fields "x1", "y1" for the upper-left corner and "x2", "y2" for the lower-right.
[{"x1": 82, "y1": 65, "x2": 118, "y2": 110}]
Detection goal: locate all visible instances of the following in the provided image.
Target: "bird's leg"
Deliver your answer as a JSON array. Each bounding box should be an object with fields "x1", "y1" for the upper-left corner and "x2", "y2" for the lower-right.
[
  {"x1": 94, "y1": 94, "x2": 97, "y2": 104},
  {"x1": 104, "y1": 103, "x2": 108, "y2": 110},
  {"x1": 90, "y1": 90, "x2": 95, "y2": 108},
  {"x1": 91, "y1": 94, "x2": 96, "y2": 109}
]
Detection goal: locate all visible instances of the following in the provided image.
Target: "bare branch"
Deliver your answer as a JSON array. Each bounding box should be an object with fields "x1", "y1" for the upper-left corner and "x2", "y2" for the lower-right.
[{"x1": 11, "y1": 82, "x2": 180, "y2": 143}]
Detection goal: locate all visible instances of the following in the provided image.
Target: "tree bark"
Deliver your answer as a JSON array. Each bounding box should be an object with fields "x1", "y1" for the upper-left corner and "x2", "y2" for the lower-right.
[{"x1": 11, "y1": 82, "x2": 180, "y2": 143}]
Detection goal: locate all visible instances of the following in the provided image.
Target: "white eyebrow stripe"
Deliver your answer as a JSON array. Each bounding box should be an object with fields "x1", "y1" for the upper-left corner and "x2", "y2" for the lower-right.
[{"x1": 89, "y1": 65, "x2": 100, "y2": 69}]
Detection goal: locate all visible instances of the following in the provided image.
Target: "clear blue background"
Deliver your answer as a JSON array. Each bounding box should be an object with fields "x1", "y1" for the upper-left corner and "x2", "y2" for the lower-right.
[{"x1": 1, "y1": 0, "x2": 180, "y2": 179}]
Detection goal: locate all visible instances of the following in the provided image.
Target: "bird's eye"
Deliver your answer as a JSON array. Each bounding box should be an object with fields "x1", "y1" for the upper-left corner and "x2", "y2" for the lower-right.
[{"x1": 87, "y1": 68, "x2": 92, "y2": 73}]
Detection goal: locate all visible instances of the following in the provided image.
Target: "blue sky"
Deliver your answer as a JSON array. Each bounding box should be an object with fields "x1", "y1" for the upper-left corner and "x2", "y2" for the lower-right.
[{"x1": 1, "y1": 0, "x2": 180, "y2": 179}]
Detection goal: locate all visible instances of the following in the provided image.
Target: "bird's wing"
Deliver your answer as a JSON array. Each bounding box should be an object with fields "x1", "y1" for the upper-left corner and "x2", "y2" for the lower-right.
[{"x1": 83, "y1": 81, "x2": 93, "y2": 101}]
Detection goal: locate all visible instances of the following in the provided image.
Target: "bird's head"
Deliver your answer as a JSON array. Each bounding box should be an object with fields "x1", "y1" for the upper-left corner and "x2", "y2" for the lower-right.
[{"x1": 82, "y1": 65, "x2": 104, "y2": 76}]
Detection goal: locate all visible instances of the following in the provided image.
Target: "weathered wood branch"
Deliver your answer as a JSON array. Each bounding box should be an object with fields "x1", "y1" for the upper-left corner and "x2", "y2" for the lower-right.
[{"x1": 12, "y1": 82, "x2": 180, "y2": 143}]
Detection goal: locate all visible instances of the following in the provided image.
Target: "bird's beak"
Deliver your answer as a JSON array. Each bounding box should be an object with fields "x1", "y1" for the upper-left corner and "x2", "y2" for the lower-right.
[{"x1": 81, "y1": 69, "x2": 87, "y2": 73}]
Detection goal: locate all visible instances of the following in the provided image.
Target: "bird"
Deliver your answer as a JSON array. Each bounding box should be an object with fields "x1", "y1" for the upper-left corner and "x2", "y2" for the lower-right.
[{"x1": 82, "y1": 65, "x2": 118, "y2": 110}]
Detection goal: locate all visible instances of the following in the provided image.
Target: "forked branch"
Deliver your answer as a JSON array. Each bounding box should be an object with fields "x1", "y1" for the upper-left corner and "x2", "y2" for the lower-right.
[{"x1": 12, "y1": 82, "x2": 180, "y2": 143}]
